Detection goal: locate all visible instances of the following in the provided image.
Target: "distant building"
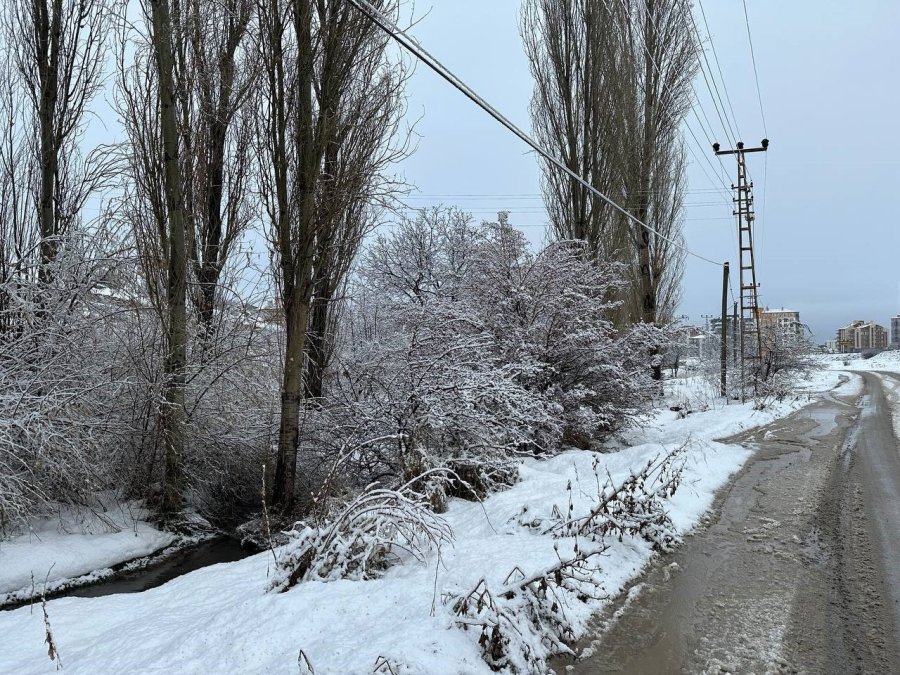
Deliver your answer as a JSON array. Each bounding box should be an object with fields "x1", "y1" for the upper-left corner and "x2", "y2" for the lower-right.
[
  {"x1": 836, "y1": 320, "x2": 888, "y2": 353},
  {"x1": 891, "y1": 316, "x2": 900, "y2": 348},
  {"x1": 676, "y1": 325, "x2": 706, "y2": 358},
  {"x1": 709, "y1": 315, "x2": 755, "y2": 337},
  {"x1": 758, "y1": 307, "x2": 804, "y2": 341}
]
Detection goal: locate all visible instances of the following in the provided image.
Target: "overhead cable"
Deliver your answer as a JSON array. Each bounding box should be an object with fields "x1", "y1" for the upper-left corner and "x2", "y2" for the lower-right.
[
  {"x1": 741, "y1": 0, "x2": 768, "y2": 135},
  {"x1": 346, "y1": 0, "x2": 727, "y2": 268}
]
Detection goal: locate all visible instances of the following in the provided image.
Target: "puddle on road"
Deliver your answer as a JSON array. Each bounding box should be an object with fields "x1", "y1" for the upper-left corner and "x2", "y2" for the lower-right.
[{"x1": 802, "y1": 407, "x2": 840, "y2": 438}]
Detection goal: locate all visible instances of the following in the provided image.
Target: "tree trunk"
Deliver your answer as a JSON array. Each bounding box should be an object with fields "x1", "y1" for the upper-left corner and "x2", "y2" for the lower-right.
[
  {"x1": 150, "y1": 0, "x2": 188, "y2": 517},
  {"x1": 304, "y1": 285, "x2": 332, "y2": 401},
  {"x1": 270, "y1": 0, "x2": 317, "y2": 512},
  {"x1": 36, "y1": 0, "x2": 62, "y2": 281},
  {"x1": 272, "y1": 298, "x2": 309, "y2": 510},
  {"x1": 194, "y1": 99, "x2": 228, "y2": 348},
  {"x1": 637, "y1": 0, "x2": 660, "y2": 380}
]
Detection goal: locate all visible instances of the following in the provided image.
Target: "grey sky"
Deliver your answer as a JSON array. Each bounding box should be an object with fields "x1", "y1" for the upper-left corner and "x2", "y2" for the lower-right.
[{"x1": 396, "y1": 1, "x2": 900, "y2": 343}]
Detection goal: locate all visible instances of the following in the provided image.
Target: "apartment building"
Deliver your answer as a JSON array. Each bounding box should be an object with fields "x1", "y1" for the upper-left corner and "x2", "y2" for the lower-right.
[
  {"x1": 758, "y1": 307, "x2": 803, "y2": 340},
  {"x1": 891, "y1": 315, "x2": 900, "y2": 348},
  {"x1": 836, "y1": 320, "x2": 888, "y2": 353}
]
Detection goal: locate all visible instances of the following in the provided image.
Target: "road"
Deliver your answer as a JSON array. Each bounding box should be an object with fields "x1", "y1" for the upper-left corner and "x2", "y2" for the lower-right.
[{"x1": 553, "y1": 371, "x2": 900, "y2": 674}]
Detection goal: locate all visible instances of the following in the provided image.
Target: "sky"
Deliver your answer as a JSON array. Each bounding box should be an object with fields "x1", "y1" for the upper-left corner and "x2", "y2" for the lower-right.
[{"x1": 394, "y1": 1, "x2": 900, "y2": 343}]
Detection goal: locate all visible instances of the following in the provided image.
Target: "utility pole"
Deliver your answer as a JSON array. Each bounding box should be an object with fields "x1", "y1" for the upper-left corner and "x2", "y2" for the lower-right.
[
  {"x1": 732, "y1": 301, "x2": 739, "y2": 375},
  {"x1": 721, "y1": 262, "x2": 729, "y2": 397},
  {"x1": 701, "y1": 314, "x2": 715, "y2": 361},
  {"x1": 714, "y1": 139, "x2": 769, "y2": 401}
]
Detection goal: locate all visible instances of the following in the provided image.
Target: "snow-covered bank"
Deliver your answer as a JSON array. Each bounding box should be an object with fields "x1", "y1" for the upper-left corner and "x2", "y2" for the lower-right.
[
  {"x1": 0, "y1": 371, "x2": 852, "y2": 674},
  {"x1": 0, "y1": 503, "x2": 175, "y2": 603},
  {"x1": 823, "y1": 350, "x2": 900, "y2": 374}
]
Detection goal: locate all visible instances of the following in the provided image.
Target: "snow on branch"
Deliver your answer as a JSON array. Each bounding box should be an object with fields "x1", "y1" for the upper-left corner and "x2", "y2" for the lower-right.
[
  {"x1": 270, "y1": 471, "x2": 454, "y2": 590},
  {"x1": 444, "y1": 546, "x2": 606, "y2": 673},
  {"x1": 521, "y1": 444, "x2": 687, "y2": 553}
]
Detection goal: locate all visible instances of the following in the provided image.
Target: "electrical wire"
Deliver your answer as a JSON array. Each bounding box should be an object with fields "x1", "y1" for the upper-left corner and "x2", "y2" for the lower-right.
[
  {"x1": 622, "y1": 0, "x2": 739, "y2": 256},
  {"x1": 696, "y1": 0, "x2": 742, "y2": 140},
  {"x1": 347, "y1": 0, "x2": 727, "y2": 268},
  {"x1": 686, "y1": 8, "x2": 738, "y2": 147},
  {"x1": 741, "y1": 0, "x2": 768, "y2": 135},
  {"x1": 679, "y1": 0, "x2": 743, "y2": 185},
  {"x1": 614, "y1": 0, "x2": 732, "y2": 190},
  {"x1": 404, "y1": 187, "x2": 732, "y2": 198}
]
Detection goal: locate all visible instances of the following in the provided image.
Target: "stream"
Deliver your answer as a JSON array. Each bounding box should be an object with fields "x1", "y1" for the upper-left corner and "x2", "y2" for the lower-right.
[
  {"x1": 65, "y1": 536, "x2": 252, "y2": 599},
  {"x1": 2, "y1": 536, "x2": 253, "y2": 610}
]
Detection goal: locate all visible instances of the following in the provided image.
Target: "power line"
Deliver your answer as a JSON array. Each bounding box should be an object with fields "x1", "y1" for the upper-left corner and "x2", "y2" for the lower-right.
[
  {"x1": 696, "y1": 0, "x2": 742, "y2": 139},
  {"x1": 741, "y1": 0, "x2": 768, "y2": 135},
  {"x1": 347, "y1": 0, "x2": 726, "y2": 268},
  {"x1": 686, "y1": 7, "x2": 738, "y2": 147},
  {"x1": 618, "y1": 0, "x2": 733, "y2": 190},
  {"x1": 623, "y1": 0, "x2": 739, "y2": 254},
  {"x1": 405, "y1": 198, "x2": 736, "y2": 209},
  {"x1": 404, "y1": 188, "x2": 733, "y2": 199},
  {"x1": 669, "y1": 2, "x2": 748, "y2": 194}
]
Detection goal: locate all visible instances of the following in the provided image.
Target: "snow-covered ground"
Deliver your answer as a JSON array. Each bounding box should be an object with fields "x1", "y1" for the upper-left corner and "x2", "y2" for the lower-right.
[
  {"x1": 0, "y1": 502, "x2": 175, "y2": 603},
  {"x1": 821, "y1": 349, "x2": 900, "y2": 374},
  {"x1": 0, "y1": 368, "x2": 852, "y2": 675}
]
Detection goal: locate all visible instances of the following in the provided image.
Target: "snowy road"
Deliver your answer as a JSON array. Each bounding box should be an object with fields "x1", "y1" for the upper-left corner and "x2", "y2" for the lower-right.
[{"x1": 554, "y1": 372, "x2": 900, "y2": 674}]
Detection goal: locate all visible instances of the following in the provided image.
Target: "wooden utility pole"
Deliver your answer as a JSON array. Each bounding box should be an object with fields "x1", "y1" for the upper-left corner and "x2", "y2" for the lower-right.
[
  {"x1": 714, "y1": 139, "x2": 768, "y2": 401},
  {"x1": 721, "y1": 262, "x2": 729, "y2": 397}
]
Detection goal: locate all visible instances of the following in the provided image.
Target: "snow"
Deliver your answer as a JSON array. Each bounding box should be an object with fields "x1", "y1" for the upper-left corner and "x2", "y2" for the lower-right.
[
  {"x1": 0, "y1": 371, "x2": 855, "y2": 675},
  {"x1": 823, "y1": 350, "x2": 900, "y2": 374},
  {"x1": 0, "y1": 502, "x2": 175, "y2": 601}
]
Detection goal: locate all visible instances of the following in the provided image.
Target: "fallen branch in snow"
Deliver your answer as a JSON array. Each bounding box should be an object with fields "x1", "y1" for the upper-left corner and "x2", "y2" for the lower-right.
[
  {"x1": 444, "y1": 545, "x2": 606, "y2": 673},
  {"x1": 260, "y1": 464, "x2": 278, "y2": 566},
  {"x1": 372, "y1": 655, "x2": 404, "y2": 674},
  {"x1": 42, "y1": 594, "x2": 61, "y2": 670},
  {"x1": 549, "y1": 445, "x2": 687, "y2": 552},
  {"x1": 297, "y1": 649, "x2": 315, "y2": 674},
  {"x1": 33, "y1": 572, "x2": 62, "y2": 670},
  {"x1": 270, "y1": 471, "x2": 454, "y2": 591}
]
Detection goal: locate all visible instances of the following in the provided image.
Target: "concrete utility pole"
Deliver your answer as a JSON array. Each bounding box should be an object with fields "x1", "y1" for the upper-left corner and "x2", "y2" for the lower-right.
[
  {"x1": 732, "y1": 301, "x2": 739, "y2": 376},
  {"x1": 721, "y1": 262, "x2": 729, "y2": 397},
  {"x1": 714, "y1": 139, "x2": 769, "y2": 401}
]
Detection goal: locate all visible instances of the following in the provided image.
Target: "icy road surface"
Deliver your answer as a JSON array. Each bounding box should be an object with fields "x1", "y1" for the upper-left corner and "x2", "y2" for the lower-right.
[{"x1": 555, "y1": 371, "x2": 900, "y2": 674}]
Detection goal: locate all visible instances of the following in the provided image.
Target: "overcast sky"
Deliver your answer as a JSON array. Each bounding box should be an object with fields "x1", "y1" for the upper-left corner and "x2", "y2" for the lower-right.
[{"x1": 395, "y1": 1, "x2": 900, "y2": 343}]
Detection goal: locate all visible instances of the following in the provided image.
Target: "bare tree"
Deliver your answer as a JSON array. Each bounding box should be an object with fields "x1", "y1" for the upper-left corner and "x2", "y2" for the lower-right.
[
  {"x1": 254, "y1": 0, "x2": 406, "y2": 512},
  {"x1": 303, "y1": 26, "x2": 410, "y2": 401},
  {"x1": 172, "y1": 0, "x2": 257, "y2": 348},
  {"x1": 113, "y1": 30, "x2": 169, "y2": 318},
  {"x1": 147, "y1": 0, "x2": 189, "y2": 516},
  {"x1": 0, "y1": 54, "x2": 34, "y2": 334},
  {"x1": 520, "y1": 0, "x2": 632, "y2": 263},
  {"x1": 521, "y1": 0, "x2": 696, "y2": 347},
  {"x1": 619, "y1": 0, "x2": 695, "y2": 330},
  {"x1": 2, "y1": 0, "x2": 111, "y2": 283}
]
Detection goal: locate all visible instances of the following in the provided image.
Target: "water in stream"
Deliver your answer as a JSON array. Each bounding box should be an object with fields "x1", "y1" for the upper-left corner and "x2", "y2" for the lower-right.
[{"x1": 65, "y1": 537, "x2": 252, "y2": 599}]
